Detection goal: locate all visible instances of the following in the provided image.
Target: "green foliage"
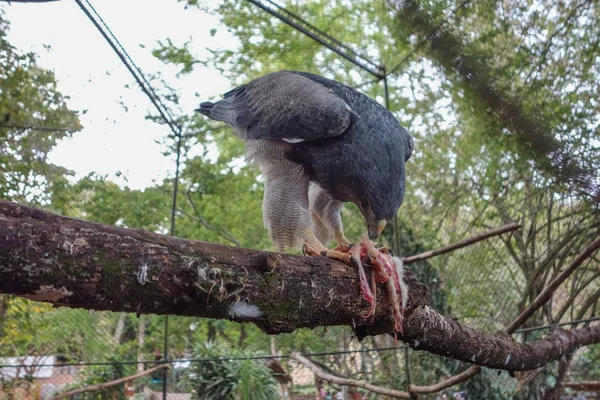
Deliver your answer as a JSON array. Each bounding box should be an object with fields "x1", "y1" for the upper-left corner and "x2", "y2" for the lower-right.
[
  {"x1": 0, "y1": 9, "x2": 87, "y2": 359},
  {"x1": 58, "y1": 357, "x2": 137, "y2": 400},
  {"x1": 396, "y1": 0, "x2": 599, "y2": 200},
  {"x1": 576, "y1": 344, "x2": 600, "y2": 381},
  {"x1": 184, "y1": 343, "x2": 278, "y2": 400},
  {"x1": 50, "y1": 173, "x2": 171, "y2": 230},
  {"x1": 0, "y1": 11, "x2": 81, "y2": 205},
  {"x1": 0, "y1": 297, "x2": 141, "y2": 363},
  {"x1": 152, "y1": 38, "x2": 198, "y2": 76}
]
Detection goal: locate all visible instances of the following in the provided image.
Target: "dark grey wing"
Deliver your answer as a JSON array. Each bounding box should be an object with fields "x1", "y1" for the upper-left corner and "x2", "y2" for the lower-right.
[
  {"x1": 197, "y1": 85, "x2": 255, "y2": 129},
  {"x1": 197, "y1": 71, "x2": 352, "y2": 142}
]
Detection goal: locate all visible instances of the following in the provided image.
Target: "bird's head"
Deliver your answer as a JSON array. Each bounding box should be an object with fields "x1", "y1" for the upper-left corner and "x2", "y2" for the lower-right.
[
  {"x1": 357, "y1": 196, "x2": 392, "y2": 241},
  {"x1": 356, "y1": 131, "x2": 414, "y2": 241}
]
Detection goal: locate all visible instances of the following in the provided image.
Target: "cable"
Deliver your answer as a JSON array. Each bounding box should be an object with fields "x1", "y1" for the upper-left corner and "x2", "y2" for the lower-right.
[
  {"x1": 82, "y1": 0, "x2": 179, "y2": 132},
  {"x1": 74, "y1": 0, "x2": 182, "y2": 138},
  {"x1": 353, "y1": 78, "x2": 382, "y2": 90},
  {"x1": 163, "y1": 109, "x2": 183, "y2": 400},
  {"x1": 386, "y1": 0, "x2": 471, "y2": 77},
  {"x1": 514, "y1": 315, "x2": 600, "y2": 334},
  {"x1": 246, "y1": 0, "x2": 384, "y2": 78},
  {"x1": 74, "y1": 0, "x2": 184, "y2": 234},
  {"x1": 0, "y1": 345, "x2": 407, "y2": 369},
  {"x1": 263, "y1": 0, "x2": 382, "y2": 71}
]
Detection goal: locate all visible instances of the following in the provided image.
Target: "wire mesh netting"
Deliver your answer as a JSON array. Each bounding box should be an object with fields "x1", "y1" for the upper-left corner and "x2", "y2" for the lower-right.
[
  {"x1": 1, "y1": 341, "x2": 598, "y2": 399},
  {"x1": 1, "y1": 230, "x2": 598, "y2": 399},
  {"x1": 2, "y1": 0, "x2": 600, "y2": 398}
]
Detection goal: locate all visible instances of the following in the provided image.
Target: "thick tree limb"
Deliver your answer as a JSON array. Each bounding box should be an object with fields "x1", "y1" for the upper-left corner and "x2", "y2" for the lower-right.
[
  {"x1": 291, "y1": 352, "x2": 410, "y2": 399},
  {"x1": 1, "y1": 200, "x2": 599, "y2": 371},
  {"x1": 403, "y1": 222, "x2": 522, "y2": 264},
  {"x1": 50, "y1": 364, "x2": 169, "y2": 400}
]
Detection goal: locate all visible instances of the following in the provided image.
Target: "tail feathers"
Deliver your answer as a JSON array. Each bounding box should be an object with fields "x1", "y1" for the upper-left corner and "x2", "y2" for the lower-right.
[{"x1": 195, "y1": 102, "x2": 214, "y2": 118}]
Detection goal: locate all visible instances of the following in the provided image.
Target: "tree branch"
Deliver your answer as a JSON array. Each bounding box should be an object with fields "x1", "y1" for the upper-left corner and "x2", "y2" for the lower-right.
[
  {"x1": 297, "y1": 354, "x2": 480, "y2": 397},
  {"x1": 432, "y1": 252, "x2": 599, "y2": 395},
  {"x1": 522, "y1": 223, "x2": 589, "y2": 298},
  {"x1": 522, "y1": 0, "x2": 593, "y2": 84},
  {"x1": 554, "y1": 269, "x2": 600, "y2": 322},
  {"x1": 291, "y1": 352, "x2": 411, "y2": 399},
  {"x1": 507, "y1": 236, "x2": 600, "y2": 333},
  {"x1": 1, "y1": 200, "x2": 599, "y2": 371},
  {"x1": 408, "y1": 366, "x2": 480, "y2": 394},
  {"x1": 51, "y1": 364, "x2": 169, "y2": 400},
  {"x1": 574, "y1": 288, "x2": 600, "y2": 321},
  {"x1": 403, "y1": 222, "x2": 522, "y2": 264}
]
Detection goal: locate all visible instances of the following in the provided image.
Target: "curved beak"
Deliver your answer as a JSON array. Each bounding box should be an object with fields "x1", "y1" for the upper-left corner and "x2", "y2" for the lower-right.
[{"x1": 368, "y1": 220, "x2": 387, "y2": 241}]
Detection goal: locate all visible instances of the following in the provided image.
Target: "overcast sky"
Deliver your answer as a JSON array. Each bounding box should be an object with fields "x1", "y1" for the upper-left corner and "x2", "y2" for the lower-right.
[{"x1": 4, "y1": 0, "x2": 236, "y2": 189}]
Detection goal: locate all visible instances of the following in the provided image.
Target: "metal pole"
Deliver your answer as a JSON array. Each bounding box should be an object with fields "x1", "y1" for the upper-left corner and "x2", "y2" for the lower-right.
[
  {"x1": 404, "y1": 347, "x2": 415, "y2": 399},
  {"x1": 383, "y1": 75, "x2": 401, "y2": 254},
  {"x1": 169, "y1": 135, "x2": 182, "y2": 237},
  {"x1": 162, "y1": 316, "x2": 169, "y2": 400},
  {"x1": 383, "y1": 75, "x2": 390, "y2": 109},
  {"x1": 163, "y1": 122, "x2": 183, "y2": 400}
]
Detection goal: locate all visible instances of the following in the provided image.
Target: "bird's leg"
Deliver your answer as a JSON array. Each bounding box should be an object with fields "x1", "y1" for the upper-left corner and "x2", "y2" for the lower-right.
[
  {"x1": 301, "y1": 227, "x2": 327, "y2": 256},
  {"x1": 307, "y1": 186, "x2": 353, "y2": 253},
  {"x1": 332, "y1": 229, "x2": 352, "y2": 253},
  {"x1": 301, "y1": 227, "x2": 353, "y2": 264}
]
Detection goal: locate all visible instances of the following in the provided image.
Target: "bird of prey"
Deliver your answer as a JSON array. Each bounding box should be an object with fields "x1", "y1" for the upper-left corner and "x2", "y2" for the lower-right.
[{"x1": 197, "y1": 70, "x2": 413, "y2": 332}]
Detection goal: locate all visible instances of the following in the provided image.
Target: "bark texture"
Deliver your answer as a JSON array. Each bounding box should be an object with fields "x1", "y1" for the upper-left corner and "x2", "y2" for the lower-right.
[{"x1": 1, "y1": 199, "x2": 599, "y2": 371}]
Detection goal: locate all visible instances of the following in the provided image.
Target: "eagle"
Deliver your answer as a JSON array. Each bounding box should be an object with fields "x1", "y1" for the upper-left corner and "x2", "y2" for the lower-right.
[{"x1": 197, "y1": 70, "x2": 413, "y2": 333}]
